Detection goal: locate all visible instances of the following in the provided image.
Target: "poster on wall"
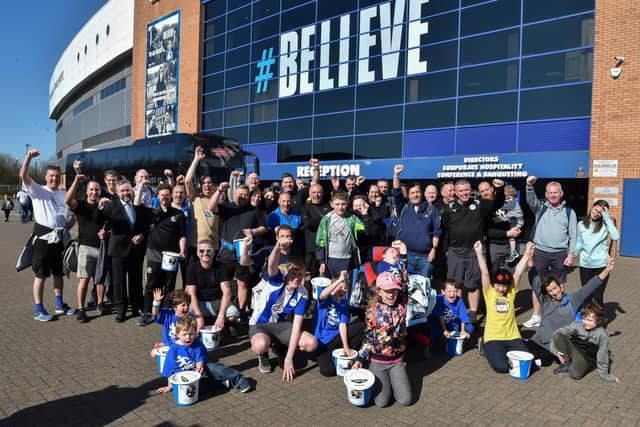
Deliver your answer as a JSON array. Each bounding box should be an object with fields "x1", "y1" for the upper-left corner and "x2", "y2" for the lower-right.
[{"x1": 145, "y1": 11, "x2": 180, "y2": 137}]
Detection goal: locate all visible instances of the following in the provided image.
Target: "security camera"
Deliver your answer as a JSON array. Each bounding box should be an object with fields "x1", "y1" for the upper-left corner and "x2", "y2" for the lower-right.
[{"x1": 614, "y1": 56, "x2": 625, "y2": 63}]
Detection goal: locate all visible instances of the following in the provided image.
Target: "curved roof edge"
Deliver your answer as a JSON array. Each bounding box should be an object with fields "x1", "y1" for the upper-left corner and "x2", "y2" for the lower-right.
[{"x1": 49, "y1": 0, "x2": 134, "y2": 117}]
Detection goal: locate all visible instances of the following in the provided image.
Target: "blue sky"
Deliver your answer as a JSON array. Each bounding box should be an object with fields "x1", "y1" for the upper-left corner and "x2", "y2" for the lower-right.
[{"x1": 0, "y1": 1, "x2": 106, "y2": 162}]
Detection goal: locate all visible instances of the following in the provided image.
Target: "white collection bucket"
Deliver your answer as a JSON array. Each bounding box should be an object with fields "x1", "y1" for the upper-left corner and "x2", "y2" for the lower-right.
[
  {"x1": 161, "y1": 251, "x2": 180, "y2": 272},
  {"x1": 332, "y1": 348, "x2": 357, "y2": 377},
  {"x1": 507, "y1": 351, "x2": 534, "y2": 380},
  {"x1": 311, "y1": 277, "x2": 331, "y2": 300},
  {"x1": 233, "y1": 239, "x2": 245, "y2": 262},
  {"x1": 156, "y1": 346, "x2": 170, "y2": 374},
  {"x1": 170, "y1": 371, "x2": 202, "y2": 406},
  {"x1": 446, "y1": 335, "x2": 465, "y2": 357},
  {"x1": 200, "y1": 325, "x2": 223, "y2": 351},
  {"x1": 343, "y1": 369, "x2": 375, "y2": 407}
]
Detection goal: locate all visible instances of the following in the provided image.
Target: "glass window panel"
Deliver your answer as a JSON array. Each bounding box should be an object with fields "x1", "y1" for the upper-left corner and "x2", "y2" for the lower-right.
[
  {"x1": 204, "y1": 1, "x2": 225, "y2": 20},
  {"x1": 282, "y1": 0, "x2": 310, "y2": 10},
  {"x1": 356, "y1": 79, "x2": 404, "y2": 109},
  {"x1": 523, "y1": 14, "x2": 594, "y2": 55},
  {"x1": 228, "y1": 6, "x2": 251, "y2": 31},
  {"x1": 224, "y1": 125, "x2": 249, "y2": 143},
  {"x1": 406, "y1": 70, "x2": 456, "y2": 102},
  {"x1": 459, "y1": 61, "x2": 519, "y2": 95},
  {"x1": 251, "y1": 37, "x2": 279, "y2": 64},
  {"x1": 356, "y1": 107, "x2": 403, "y2": 133},
  {"x1": 202, "y1": 93, "x2": 223, "y2": 112},
  {"x1": 253, "y1": 0, "x2": 280, "y2": 20},
  {"x1": 229, "y1": 0, "x2": 251, "y2": 8},
  {"x1": 522, "y1": 48, "x2": 593, "y2": 88},
  {"x1": 202, "y1": 111, "x2": 223, "y2": 130},
  {"x1": 524, "y1": 0, "x2": 594, "y2": 23},
  {"x1": 404, "y1": 100, "x2": 456, "y2": 130},
  {"x1": 314, "y1": 112, "x2": 354, "y2": 138},
  {"x1": 278, "y1": 95, "x2": 313, "y2": 118},
  {"x1": 251, "y1": 102, "x2": 277, "y2": 122},
  {"x1": 412, "y1": 0, "x2": 458, "y2": 16},
  {"x1": 251, "y1": 77, "x2": 278, "y2": 102},
  {"x1": 281, "y1": 3, "x2": 316, "y2": 33},
  {"x1": 278, "y1": 140, "x2": 312, "y2": 162},
  {"x1": 419, "y1": 11, "x2": 458, "y2": 45},
  {"x1": 354, "y1": 133, "x2": 402, "y2": 159},
  {"x1": 203, "y1": 54, "x2": 224, "y2": 76},
  {"x1": 328, "y1": 15, "x2": 358, "y2": 42},
  {"x1": 317, "y1": 0, "x2": 357, "y2": 21},
  {"x1": 226, "y1": 46, "x2": 251, "y2": 69},
  {"x1": 225, "y1": 65, "x2": 250, "y2": 87},
  {"x1": 315, "y1": 87, "x2": 354, "y2": 114},
  {"x1": 460, "y1": 29, "x2": 520, "y2": 66},
  {"x1": 458, "y1": 92, "x2": 518, "y2": 125},
  {"x1": 252, "y1": 15, "x2": 279, "y2": 41},
  {"x1": 520, "y1": 83, "x2": 592, "y2": 120},
  {"x1": 249, "y1": 122, "x2": 277, "y2": 144},
  {"x1": 227, "y1": 27, "x2": 251, "y2": 49},
  {"x1": 461, "y1": 0, "x2": 521, "y2": 37},
  {"x1": 204, "y1": 17, "x2": 225, "y2": 40},
  {"x1": 203, "y1": 73, "x2": 224, "y2": 93},
  {"x1": 278, "y1": 117, "x2": 312, "y2": 140},
  {"x1": 204, "y1": 35, "x2": 225, "y2": 57},
  {"x1": 314, "y1": 137, "x2": 353, "y2": 161},
  {"x1": 224, "y1": 106, "x2": 249, "y2": 126},
  {"x1": 418, "y1": 41, "x2": 458, "y2": 72},
  {"x1": 462, "y1": 0, "x2": 488, "y2": 6},
  {"x1": 225, "y1": 86, "x2": 250, "y2": 107}
]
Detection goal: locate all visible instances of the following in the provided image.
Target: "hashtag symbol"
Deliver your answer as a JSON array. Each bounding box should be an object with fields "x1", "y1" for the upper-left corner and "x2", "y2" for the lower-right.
[{"x1": 255, "y1": 47, "x2": 275, "y2": 94}]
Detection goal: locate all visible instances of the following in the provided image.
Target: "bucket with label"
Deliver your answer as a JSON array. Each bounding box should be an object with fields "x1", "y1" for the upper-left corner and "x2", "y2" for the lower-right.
[
  {"x1": 233, "y1": 239, "x2": 244, "y2": 262},
  {"x1": 506, "y1": 351, "x2": 534, "y2": 380},
  {"x1": 169, "y1": 371, "x2": 202, "y2": 406},
  {"x1": 446, "y1": 334, "x2": 465, "y2": 357},
  {"x1": 311, "y1": 277, "x2": 331, "y2": 300},
  {"x1": 343, "y1": 369, "x2": 375, "y2": 407},
  {"x1": 156, "y1": 346, "x2": 169, "y2": 374},
  {"x1": 200, "y1": 325, "x2": 223, "y2": 351},
  {"x1": 161, "y1": 251, "x2": 180, "y2": 272},
  {"x1": 332, "y1": 348, "x2": 357, "y2": 377}
]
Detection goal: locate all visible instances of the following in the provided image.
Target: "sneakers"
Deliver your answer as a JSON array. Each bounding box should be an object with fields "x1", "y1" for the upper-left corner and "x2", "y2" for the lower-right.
[
  {"x1": 34, "y1": 310, "x2": 53, "y2": 322},
  {"x1": 523, "y1": 314, "x2": 541, "y2": 328},
  {"x1": 553, "y1": 361, "x2": 571, "y2": 375},
  {"x1": 76, "y1": 310, "x2": 89, "y2": 323},
  {"x1": 54, "y1": 304, "x2": 76, "y2": 315},
  {"x1": 137, "y1": 312, "x2": 153, "y2": 326},
  {"x1": 97, "y1": 303, "x2": 111, "y2": 316},
  {"x1": 236, "y1": 377, "x2": 251, "y2": 393},
  {"x1": 257, "y1": 353, "x2": 272, "y2": 373}
]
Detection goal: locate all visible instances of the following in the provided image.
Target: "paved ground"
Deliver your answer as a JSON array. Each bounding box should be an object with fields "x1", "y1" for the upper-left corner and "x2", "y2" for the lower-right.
[{"x1": 0, "y1": 219, "x2": 638, "y2": 426}]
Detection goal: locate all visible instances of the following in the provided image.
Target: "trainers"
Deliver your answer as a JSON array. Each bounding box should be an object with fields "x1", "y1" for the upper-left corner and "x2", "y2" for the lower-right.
[
  {"x1": 97, "y1": 303, "x2": 111, "y2": 316},
  {"x1": 34, "y1": 310, "x2": 53, "y2": 322},
  {"x1": 523, "y1": 314, "x2": 541, "y2": 328},
  {"x1": 137, "y1": 312, "x2": 153, "y2": 326},
  {"x1": 222, "y1": 380, "x2": 231, "y2": 389},
  {"x1": 54, "y1": 304, "x2": 76, "y2": 315},
  {"x1": 257, "y1": 353, "x2": 272, "y2": 373},
  {"x1": 553, "y1": 361, "x2": 571, "y2": 375},
  {"x1": 236, "y1": 377, "x2": 251, "y2": 393},
  {"x1": 76, "y1": 310, "x2": 89, "y2": 323}
]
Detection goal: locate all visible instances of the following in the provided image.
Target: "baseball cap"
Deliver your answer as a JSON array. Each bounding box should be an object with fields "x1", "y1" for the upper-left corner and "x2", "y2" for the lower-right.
[{"x1": 376, "y1": 271, "x2": 402, "y2": 290}]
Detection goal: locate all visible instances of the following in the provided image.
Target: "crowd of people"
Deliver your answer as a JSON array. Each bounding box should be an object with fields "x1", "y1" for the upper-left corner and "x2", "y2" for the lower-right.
[{"x1": 18, "y1": 145, "x2": 621, "y2": 406}]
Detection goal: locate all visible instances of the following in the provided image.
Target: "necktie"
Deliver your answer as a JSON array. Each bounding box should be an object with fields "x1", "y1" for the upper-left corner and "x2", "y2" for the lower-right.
[{"x1": 124, "y1": 202, "x2": 135, "y2": 230}]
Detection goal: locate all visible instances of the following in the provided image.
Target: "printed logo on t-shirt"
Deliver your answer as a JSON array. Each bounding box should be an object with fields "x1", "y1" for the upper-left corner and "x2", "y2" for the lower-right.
[
  {"x1": 176, "y1": 355, "x2": 196, "y2": 371},
  {"x1": 170, "y1": 215, "x2": 177, "y2": 222},
  {"x1": 496, "y1": 298, "x2": 508, "y2": 313},
  {"x1": 327, "y1": 304, "x2": 340, "y2": 327}
]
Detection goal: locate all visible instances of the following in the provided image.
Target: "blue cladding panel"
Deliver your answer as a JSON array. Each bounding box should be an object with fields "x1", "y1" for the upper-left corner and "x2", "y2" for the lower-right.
[
  {"x1": 403, "y1": 129, "x2": 455, "y2": 157},
  {"x1": 456, "y1": 124, "x2": 517, "y2": 155},
  {"x1": 519, "y1": 118, "x2": 590, "y2": 152},
  {"x1": 244, "y1": 143, "x2": 277, "y2": 163}
]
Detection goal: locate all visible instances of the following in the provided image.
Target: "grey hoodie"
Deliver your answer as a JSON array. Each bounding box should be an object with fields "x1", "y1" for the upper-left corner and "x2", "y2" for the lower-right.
[
  {"x1": 526, "y1": 186, "x2": 577, "y2": 253},
  {"x1": 550, "y1": 321, "x2": 616, "y2": 382}
]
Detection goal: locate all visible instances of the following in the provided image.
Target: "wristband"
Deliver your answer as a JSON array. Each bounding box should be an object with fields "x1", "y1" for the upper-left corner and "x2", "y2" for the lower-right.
[
  {"x1": 284, "y1": 358, "x2": 294, "y2": 364},
  {"x1": 152, "y1": 302, "x2": 161, "y2": 308}
]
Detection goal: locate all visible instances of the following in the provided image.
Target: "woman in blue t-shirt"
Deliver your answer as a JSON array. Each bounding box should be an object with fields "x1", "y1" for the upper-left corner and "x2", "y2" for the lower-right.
[{"x1": 314, "y1": 271, "x2": 365, "y2": 376}]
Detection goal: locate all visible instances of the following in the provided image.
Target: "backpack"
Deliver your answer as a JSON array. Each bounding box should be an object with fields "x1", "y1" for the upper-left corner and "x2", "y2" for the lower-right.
[
  {"x1": 530, "y1": 204, "x2": 573, "y2": 240},
  {"x1": 63, "y1": 240, "x2": 79, "y2": 275}
]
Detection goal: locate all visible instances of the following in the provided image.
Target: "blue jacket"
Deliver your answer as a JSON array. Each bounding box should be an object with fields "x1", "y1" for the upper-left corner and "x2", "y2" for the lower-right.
[{"x1": 392, "y1": 190, "x2": 441, "y2": 254}]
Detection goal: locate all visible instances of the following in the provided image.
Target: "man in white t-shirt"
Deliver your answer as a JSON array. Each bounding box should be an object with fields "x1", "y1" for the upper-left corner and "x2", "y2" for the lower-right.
[{"x1": 20, "y1": 149, "x2": 75, "y2": 321}]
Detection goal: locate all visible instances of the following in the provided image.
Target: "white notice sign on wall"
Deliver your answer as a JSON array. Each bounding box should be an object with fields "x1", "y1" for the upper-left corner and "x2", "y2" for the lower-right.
[{"x1": 593, "y1": 160, "x2": 618, "y2": 177}]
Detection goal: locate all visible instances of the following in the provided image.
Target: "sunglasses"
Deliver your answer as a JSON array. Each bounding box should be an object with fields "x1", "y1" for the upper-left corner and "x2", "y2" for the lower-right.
[{"x1": 198, "y1": 248, "x2": 213, "y2": 254}]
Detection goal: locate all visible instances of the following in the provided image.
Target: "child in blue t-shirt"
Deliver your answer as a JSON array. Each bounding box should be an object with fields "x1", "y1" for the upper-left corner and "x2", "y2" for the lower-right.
[
  {"x1": 429, "y1": 280, "x2": 474, "y2": 343},
  {"x1": 314, "y1": 270, "x2": 365, "y2": 376},
  {"x1": 156, "y1": 317, "x2": 251, "y2": 394},
  {"x1": 152, "y1": 288, "x2": 191, "y2": 347},
  {"x1": 377, "y1": 242, "x2": 408, "y2": 279}
]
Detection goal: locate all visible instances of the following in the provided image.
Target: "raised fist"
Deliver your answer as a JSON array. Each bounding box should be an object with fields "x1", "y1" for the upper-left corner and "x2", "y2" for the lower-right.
[
  {"x1": 309, "y1": 158, "x2": 320, "y2": 167},
  {"x1": 526, "y1": 176, "x2": 537, "y2": 186},
  {"x1": 394, "y1": 164, "x2": 404, "y2": 175}
]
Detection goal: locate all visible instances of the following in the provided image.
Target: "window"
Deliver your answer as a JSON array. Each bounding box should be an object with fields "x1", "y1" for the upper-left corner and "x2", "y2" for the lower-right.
[
  {"x1": 460, "y1": 29, "x2": 520, "y2": 66},
  {"x1": 249, "y1": 122, "x2": 277, "y2": 144},
  {"x1": 461, "y1": 0, "x2": 521, "y2": 37},
  {"x1": 73, "y1": 97, "x2": 93, "y2": 116},
  {"x1": 278, "y1": 117, "x2": 312, "y2": 140},
  {"x1": 279, "y1": 95, "x2": 313, "y2": 119},
  {"x1": 224, "y1": 106, "x2": 249, "y2": 127},
  {"x1": 314, "y1": 112, "x2": 354, "y2": 138},
  {"x1": 524, "y1": 0, "x2": 594, "y2": 23},
  {"x1": 406, "y1": 70, "x2": 456, "y2": 103},
  {"x1": 227, "y1": 6, "x2": 251, "y2": 31},
  {"x1": 225, "y1": 86, "x2": 250, "y2": 107},
  {"x1": 354, "y1": 133, "x2": 402, "y2": 159},
  {"x1": 251, "y1": 102, "x2": 277, "y2": 122},
  {"x1": 523, "y1": 14, "x2": 594, "y2": 55},
  {"x1": 202, "y1": 111, "x2": 223, "y2": 130},
  {"x1": 252, "y1": 16, "x2": 279, "y2": 41},
  {"x1": 253, "y1": 0, "x2": 280, "y2": 20},
  {"x1": 226, "y1": 46, "x2": 250, "y2": 69},
  {"x1": 202, "y1": 93, "x2": 223, "y2": 112},
  {"x1": 404, "y1": 100, "x2": 456, "y2": 130},
  {"x1": 205, "y1": 0, "x2": 225, "y2": 21},
  {"x1": 281, "y1": 2, "x2": 316, "y2": 33},
  {"x1": 356, "y1": 107, "x2": 403, "y2": 133},
  {"x1": 356, "y1": 79, "x2": 404, "y2": 109},
  {"x1": 227, "y1": 27, "x2": 251, "y2": 49},
  {"x1": 224, "y1": 125, "x2": 248, "y2": 143},
  {"x1": 204, "y1": 17, "x2": 225, "y2": 39},
  {"x1": 278, "y1": 140, "x2": 312, "y2": 162},
  {"x1": 313, "y1": 137, "x2": 353, "y2": 161},
  {"x1": 100, "y1": 78, "x2": 126, "y2": 100},
  {"x1": 459, "y1": 61, "x2": 518, "y2": 96},
  {"x1": 203, "y1": 73, "x2": 224, "y2": 93},
  {"x1": 225, "y1": 65, "x2": 250, "y2": 88},
  {"x1": 520, "y1": 83, "x2": 592, "y2": 121},
  {"x1": 521, "y1": 49, "x2": 593, "y2": 88},
  {"x1": 314, "y1": 87, "x2": 354, "y2": 114},
  {"x1": 204, "y1": 35, "x2": 225, "y2": 57},
  {"x1": 203, "y1": 54, "x2": 224, "y2": 76},
  {"x1": 458, "y1": 92, "x2": 518, "y2": 126}
]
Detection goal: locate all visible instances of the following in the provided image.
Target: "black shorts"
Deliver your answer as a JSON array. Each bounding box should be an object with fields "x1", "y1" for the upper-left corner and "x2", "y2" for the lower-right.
[
  {"x1": 249, "y1": 322, "x2": 293, "y2": 345},
  {"x1": 447, "y1": 252, "x2": 481, "y2": 289},
  {"x1": 218, "y1": 261, "x2": 255, "y2": 283},
  {"x1": 32, "y1": 239, "x2": 64, "y2": 279}
]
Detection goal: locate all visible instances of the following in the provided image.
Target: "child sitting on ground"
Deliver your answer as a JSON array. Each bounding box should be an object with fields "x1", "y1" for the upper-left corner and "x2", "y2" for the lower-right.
[
  {"x1": 429, "y1": 280, "x2": 473, "y2": 345},
  {"x1": 157, "y1": 317, "x2": 251, "y2": 394},
  {"x1": 551, "y1": 303, "x2": 620, "y2": 383},
  {"x1": 503, "y1": 185, "x2": 525, "y2": 263},
  {"x1": 352, "y1": 272, "x2": 412, "y2": 407}
]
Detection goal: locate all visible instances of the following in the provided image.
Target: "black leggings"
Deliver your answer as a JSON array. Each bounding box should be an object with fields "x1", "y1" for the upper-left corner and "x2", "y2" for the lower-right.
[
  {"x1": 315, "y1": 321, "x2": 365, "y2": 377},
  {"x1": 579, "y1": 267, "x2": 609, "y2": 306},
  {"x1": 484, "y1": 338, "x2": 529, "y2": 373}
]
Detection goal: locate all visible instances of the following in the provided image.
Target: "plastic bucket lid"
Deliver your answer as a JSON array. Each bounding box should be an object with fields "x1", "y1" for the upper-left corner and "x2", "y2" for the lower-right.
[
  {"x1": 169, "y1": 371, "x2": 202, "y2": 406},
  {"x1": 332, "y1": 348, "x2": 357, "y2": 377},
  {"x1": 311, "y1": 277, "x2": 331, "y2": 299},
  {"x1": 343, "y1": 369, "x2": 375, "y2": 407},
  {"x1": 506, "y1": 351, "x2": 534, "y2": 380},
  {"x1": 161, "y1": 251, "x2": 180, "y2": 272},
  {"x1": 200, "y1": 325, "x2": 223, "y2": 350}
]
